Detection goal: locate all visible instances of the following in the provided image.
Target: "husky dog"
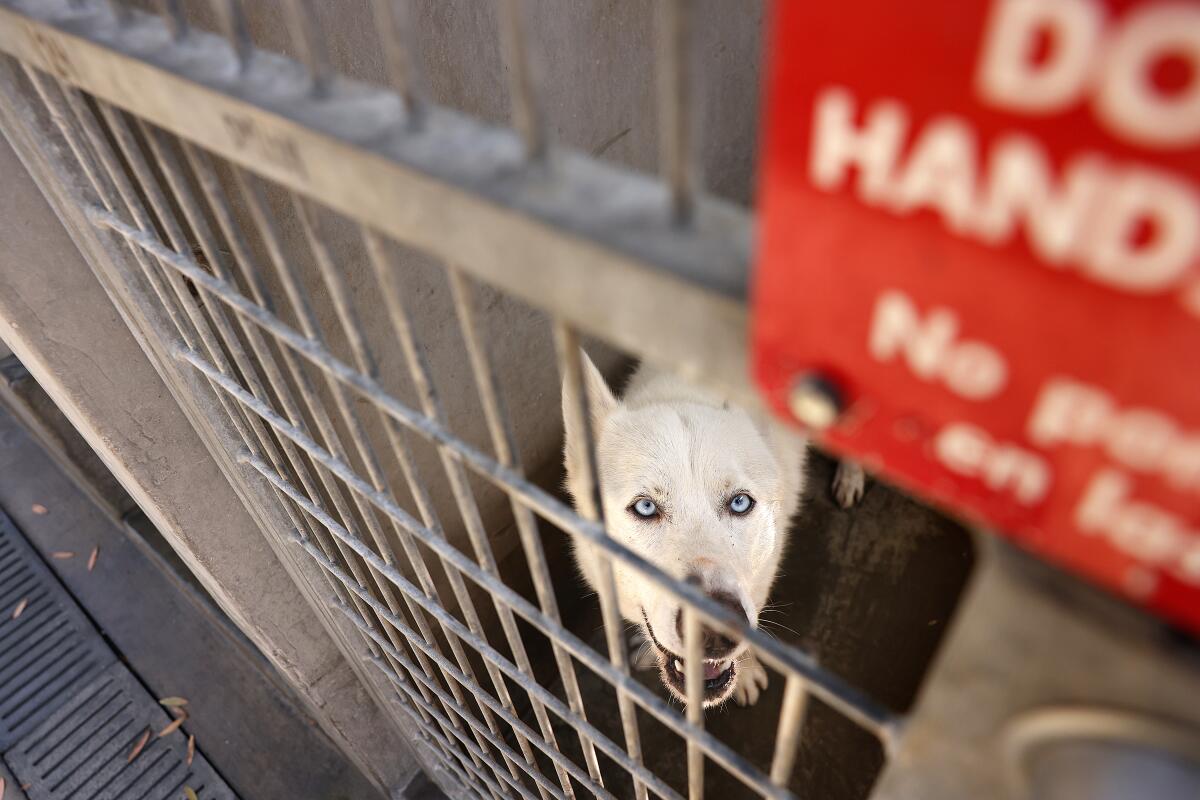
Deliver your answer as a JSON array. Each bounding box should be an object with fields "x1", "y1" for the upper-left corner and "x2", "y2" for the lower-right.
[{"x1": 563, "y1": 354, "x2": 863, "y2": 708}]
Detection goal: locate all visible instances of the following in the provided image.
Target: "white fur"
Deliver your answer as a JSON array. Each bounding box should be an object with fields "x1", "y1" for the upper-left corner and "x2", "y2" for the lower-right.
[{"x1": 563, "y1": 355, "x2": 807, "y2": 708}]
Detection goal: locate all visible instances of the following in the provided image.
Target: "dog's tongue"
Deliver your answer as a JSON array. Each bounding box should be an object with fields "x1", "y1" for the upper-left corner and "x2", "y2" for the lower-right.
[{"x1": 703, "y1": 661, "x2": 726, "y2": 680}]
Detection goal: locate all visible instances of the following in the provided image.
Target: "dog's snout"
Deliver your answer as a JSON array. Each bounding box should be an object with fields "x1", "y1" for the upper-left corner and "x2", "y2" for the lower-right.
[
  {"x1": 674, "y1": 582, "x2": 749, "y2": 659},
  {"x1": 709, "y1": 589, "x2": 749, "y2": 623}
]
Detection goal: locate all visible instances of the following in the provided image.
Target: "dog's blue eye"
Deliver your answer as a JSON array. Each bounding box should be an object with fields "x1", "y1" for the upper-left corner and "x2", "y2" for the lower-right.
[
  {"x1": 631, "y1": 498, "x2": 659, "y2": 518},
  {"x1": 729, "y1": 493, "x2": 754, "y2": 515}
]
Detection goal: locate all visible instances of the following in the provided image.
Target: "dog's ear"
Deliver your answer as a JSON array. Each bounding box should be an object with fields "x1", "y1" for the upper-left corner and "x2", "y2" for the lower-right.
[{"x1": 562, "y1": 349, "x2": 617, "y2": 496}]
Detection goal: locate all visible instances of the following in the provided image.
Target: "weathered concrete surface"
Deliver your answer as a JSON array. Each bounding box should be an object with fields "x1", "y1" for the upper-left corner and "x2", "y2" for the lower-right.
[
  {"x1": 0, "y1": 129, "x2": 417, "y2": 794},
  {"x1": 875, "y1": 538, "x2": 1200, "y2": 800}
]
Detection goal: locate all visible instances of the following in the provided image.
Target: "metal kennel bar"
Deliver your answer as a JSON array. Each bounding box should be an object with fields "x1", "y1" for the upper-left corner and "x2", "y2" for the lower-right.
[{"x1": 0, "y1": 1, "x2": 902, "y2": 797}]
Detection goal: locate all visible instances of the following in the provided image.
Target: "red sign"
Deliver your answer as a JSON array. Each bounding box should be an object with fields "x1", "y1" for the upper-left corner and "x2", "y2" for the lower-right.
[{"x1": 754, "y1": 0, "x2": 1200, "y2": 630}]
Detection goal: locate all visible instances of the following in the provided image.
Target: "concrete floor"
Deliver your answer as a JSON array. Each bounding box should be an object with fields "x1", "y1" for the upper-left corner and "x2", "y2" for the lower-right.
[{"x1": 0, "y1": 397, "x2": 386, "y2": 800}]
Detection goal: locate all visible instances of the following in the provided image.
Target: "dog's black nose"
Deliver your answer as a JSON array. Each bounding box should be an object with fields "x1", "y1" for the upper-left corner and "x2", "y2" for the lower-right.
[{"x1": 674, "y1": 585, "x2": 748, "y2": 658}]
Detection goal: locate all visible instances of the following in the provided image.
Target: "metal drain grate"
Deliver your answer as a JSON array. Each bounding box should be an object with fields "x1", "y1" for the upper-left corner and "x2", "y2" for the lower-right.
[
  {"x1": 0, "y1": 513, "x2": 115, "y2": 749},
  {"x1": 5, "y1": 665, "x2": 233, "y2": 800},
  {"x1": 0, "y1": 510, "x2": 235, "y2": 799}
]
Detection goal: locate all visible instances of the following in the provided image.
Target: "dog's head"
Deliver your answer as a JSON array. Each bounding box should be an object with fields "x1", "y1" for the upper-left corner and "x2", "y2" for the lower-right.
[{"x1": 563, "y1": 354, "x2": 794, "y2": 707}]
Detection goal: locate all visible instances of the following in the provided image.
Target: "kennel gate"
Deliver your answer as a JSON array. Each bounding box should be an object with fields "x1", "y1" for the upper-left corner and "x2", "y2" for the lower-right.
[{"x1": 0, "y1": 2, "x2": 904, "y2": 798}]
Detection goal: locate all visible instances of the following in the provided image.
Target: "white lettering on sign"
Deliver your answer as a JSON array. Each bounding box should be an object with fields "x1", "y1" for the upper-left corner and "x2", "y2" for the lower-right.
[
  {"x1": 869, "y1": 290, "x2": 1008, "y2": 399},
  {"x1": 1028, "y1": 377, "x2": 1200, "y2": 492},
  {"x1": 972, "y1": 136, "x2": 1098, "y2": 265},
  {"x1": 978, "y1": 0, "x2": 1104, "y2": 115},
  {"x1": 935, "y1": 422, "x2": 1051, "y2": 504},
  {"x1": 978, "y1": 0, "x2": 1200, "y2": 149},
  {"x1": 811, "y1": 91, "x2": 906, "y2": 204},
  {"x1": 1076, "y1": 468, "x2": 1200, "y2": 585},
  {"x1": 810, "y1": 88, "x2": 1200, "y2": 293},
  {"x1": 889, "y1": 117, "x2": 978, "y2": 234}
]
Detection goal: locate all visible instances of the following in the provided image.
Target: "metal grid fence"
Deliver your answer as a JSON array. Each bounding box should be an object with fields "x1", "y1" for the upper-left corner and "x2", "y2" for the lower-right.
[{"x1": 0, "y1": 1, "x2": 902, "y2": 797}]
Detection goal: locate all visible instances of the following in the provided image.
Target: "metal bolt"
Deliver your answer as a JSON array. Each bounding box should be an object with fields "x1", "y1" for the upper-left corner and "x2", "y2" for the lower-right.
[{"x1": 787, "y1": 373, "x2": 843, "y2": 430}]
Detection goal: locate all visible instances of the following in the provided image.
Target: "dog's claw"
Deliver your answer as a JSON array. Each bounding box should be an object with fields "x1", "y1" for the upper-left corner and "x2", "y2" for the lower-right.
[
  {"x1": 832, "y1": 461, "x2": 866, "y2": 509},
  {"x1": 734, "y1": 654, "x2": 769, "y2": 707}
]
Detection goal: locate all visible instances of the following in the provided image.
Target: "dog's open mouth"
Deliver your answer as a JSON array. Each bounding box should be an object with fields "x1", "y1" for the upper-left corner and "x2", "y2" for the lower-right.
[
  {"x1": 641, "y1": 611, "x2": 739, "y2": 705},
  {"x1": 662, "y1": 654, "x2": 736, "y2": 700}
]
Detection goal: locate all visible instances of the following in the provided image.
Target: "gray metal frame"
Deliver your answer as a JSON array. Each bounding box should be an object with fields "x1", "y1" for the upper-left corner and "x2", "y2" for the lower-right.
[{"x1": 0, "y1": 2, "x2": 900, "y2": 797}]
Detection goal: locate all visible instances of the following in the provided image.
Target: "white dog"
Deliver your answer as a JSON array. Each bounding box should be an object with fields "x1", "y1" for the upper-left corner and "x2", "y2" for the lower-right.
[{"x1": 563, "y1": 354, "x2": 863, "y2": 708}]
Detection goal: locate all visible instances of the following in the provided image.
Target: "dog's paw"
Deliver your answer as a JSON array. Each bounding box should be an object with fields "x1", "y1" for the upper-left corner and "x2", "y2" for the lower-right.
[
  {"x1": 734, "y1": 655, "x2": 769, "y2": 707},
  {"x1": 832, "y1": 461, "x2": 866, "y2": 509},
  {"x1": 628, "y1": 629, "x2": 657, "y2": 671}
]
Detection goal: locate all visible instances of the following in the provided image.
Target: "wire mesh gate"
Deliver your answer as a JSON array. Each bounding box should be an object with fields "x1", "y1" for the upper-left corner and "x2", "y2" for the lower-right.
[{"x1": 0, "y1": 1, "x2": 903, "y2": 797}]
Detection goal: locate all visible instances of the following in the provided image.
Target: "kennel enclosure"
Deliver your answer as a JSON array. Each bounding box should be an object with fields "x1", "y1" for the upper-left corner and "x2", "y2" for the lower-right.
[{"x1": 0, "y1": 2, "x2": 1197, "y2": 799}]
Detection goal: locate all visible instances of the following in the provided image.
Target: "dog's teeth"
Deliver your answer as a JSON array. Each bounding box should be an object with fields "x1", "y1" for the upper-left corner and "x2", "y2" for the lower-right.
[{"x1": 673, "y1": 658, "x2": 683, "y2": 672}]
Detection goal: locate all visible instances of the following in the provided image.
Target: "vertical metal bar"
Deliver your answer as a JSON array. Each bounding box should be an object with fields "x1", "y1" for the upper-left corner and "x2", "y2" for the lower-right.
[
  {"x1": 369, "y1": 0, "x2": 425, "y2": 127},
  {"x1": 216, "y1": 0, "x2": 254, "y2": 74},
  {"x1": 91, "y1": 107, "x2": 302, "y2": 515},
  {"x1": 331, "y1": 547, "x2": 483, "y2": 789},
  {"x1": 338, "y1": 604, "x2": 556, "y2": 796},
  {"x1": 127, "y1": 120, "x2": 469, "y2": 753},
  {"x1": 228, "y1": 177, "x2": 511, "y2": 791},
  {"x1": 287, "y1": 198, "x2": 524, "y2": 794},
  {"x1": 356, "y1": 227, "x2": 581, "y2": 798},
  {"x1": 13, "y1": 67, "x2": 458, "y2": 779},
  {"x1": 328, "y1": 226, "x2": 566, "y2": 800},
  {"x1": 157, "y1": 0, "x2": 188, "y2": 41},
  {"x1": 405, "y1": 718, "x2": 494, "y2": 800},
  {"x1": 445, "y1": 264, "x2": 611, "y2": 790},
  {"x1": 385, "y1": 672, "x2": 493, "y2": 800},
  {"x1": 129, "y1": 323, "x2": 760, "y2": 798},
  {"x1": 657, "y1": 0, "x2": 696, "y2": 226},
  {"x1": 351, "y1": 630, "x2": 501, "y2": 799},
  {"x1": 361, "y1": 655, "x2": 547, "y2": 800},
  {"x1": 164, "y1": 145, "x2": 495, "y2": 792},
  {"x1": 106, "y1": 1, "x2": 132, "y2": 25},
  {"x1": 91, "y1": 102, "x2": 408, "y2": 707},
  {"x1": 203, "y1": 168, "x2": 505, "y2": 789},
  {"x1": 22, "y1": 74, "x2": 186, "y2": 353},
  {"x1": 283, "y1": 0, "x2": 333, "y2": 98},
  {"x1": 684, "y1": 607, "x2": 704, "y2": 800},
  {"x1": 332, "y1": 587, "x2": 587, "y2": 800},
  {"x1": 258, "y1": 457, "x2": 607, "y2": 800},
  {"x1": 380, "y1": 677, "x2": 542, "y2": 800},
  {"x1": 553, "y1": 329, "x2": 602, "y2": 521},
  {"x1": 40, "y1": 80, "x2": 470, "y2": 774},
  {"x1": 399, "y1": 716, "x2": 488, "y2": 800},
  {"x1": 390, "y1": 701, "x2": 481, "y2": 800},
  {"x1": 497, "y1": 0, "x2": 546, "y2": 161},
  {"x1": 158, "y1": 349, "x2": 679, "y2": 795},
  {"x1": 769, "y1": 675, "x2": 808, "y2": 787},
  {"x1": 38, "y1": 90, "x2": 287, "y2": 572},
  {"x1": 551, "y1": 323, "x2": 650, "y2": 800},
  {"x1": 70, "y1": 77, "x2": 471, "y2": 779}
]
